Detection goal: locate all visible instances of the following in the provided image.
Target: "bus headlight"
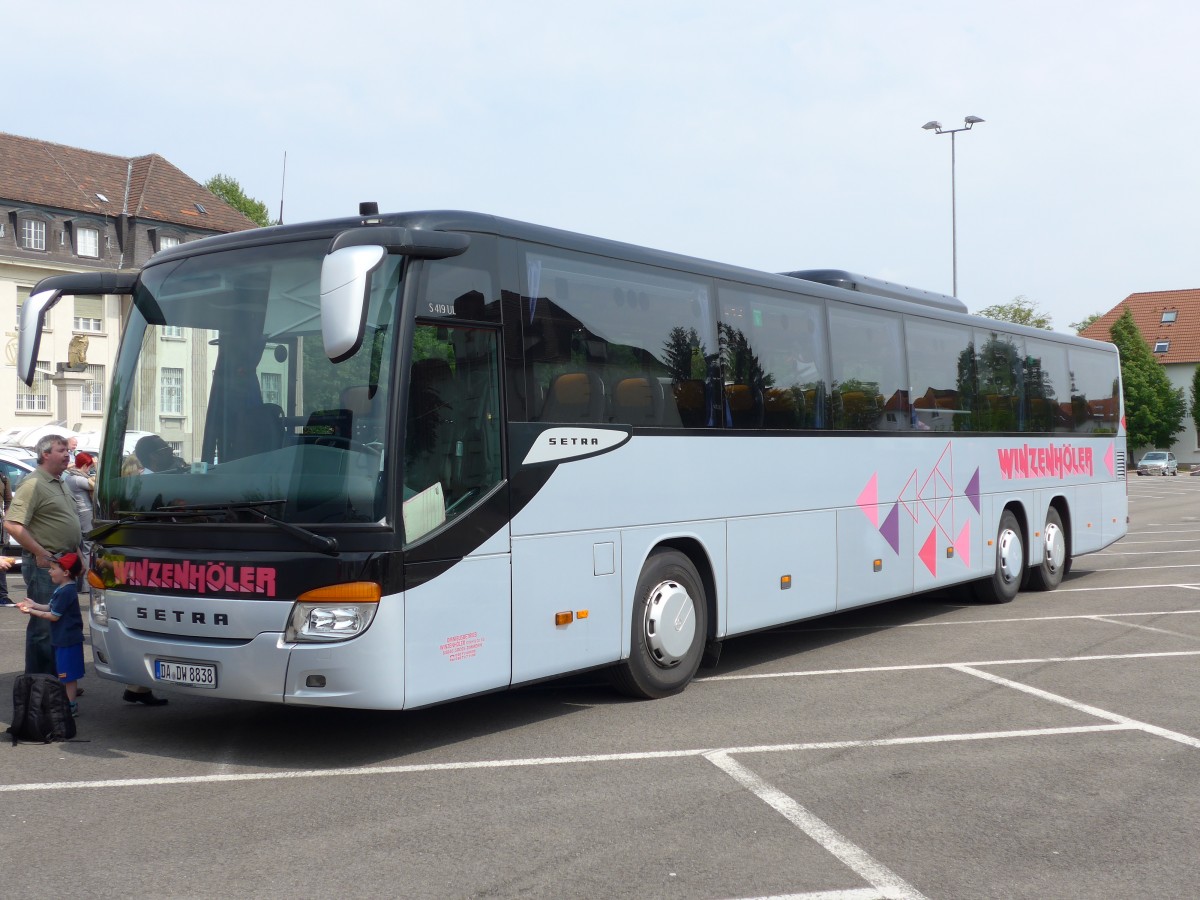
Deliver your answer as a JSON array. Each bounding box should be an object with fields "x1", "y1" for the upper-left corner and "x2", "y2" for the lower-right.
[
  {"x1": 285, "y1": 582, "x2": 381, "y2": 643},
  {"x1": 87, "y1": 572, "x2": 108, "y2": 627}
]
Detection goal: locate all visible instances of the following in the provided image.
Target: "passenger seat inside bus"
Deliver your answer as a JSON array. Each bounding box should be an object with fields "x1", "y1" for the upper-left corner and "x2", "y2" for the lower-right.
[
  {"x1": 611, "y1": 376, "x2": 664, "y2": 426},
  {"x1": 539, "y1": 371, "x2": 607, "y2": 423}
]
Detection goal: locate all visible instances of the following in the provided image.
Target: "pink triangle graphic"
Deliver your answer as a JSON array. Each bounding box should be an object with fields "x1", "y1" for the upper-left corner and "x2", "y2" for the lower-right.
[
  {"x1": 857, "y1": 473, "x2": 879, "y2": 527},
  {"x1": 953, "y1": 520, "x2": 971, "y2": 568},
  {"x1": 918, "y1": 528, "x2": 938, "y2": 576},
  {"x1": 1104, "y1": 443, "x2": 1114, "y2": 476}
]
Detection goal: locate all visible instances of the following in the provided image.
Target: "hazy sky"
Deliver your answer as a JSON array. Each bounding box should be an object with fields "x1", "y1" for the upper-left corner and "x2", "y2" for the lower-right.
[{"x1": 8, "y1": 1, "x2": 1199, "y2": 333}]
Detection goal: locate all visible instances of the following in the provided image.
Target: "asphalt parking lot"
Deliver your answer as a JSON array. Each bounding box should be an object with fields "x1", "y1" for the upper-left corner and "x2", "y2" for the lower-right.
[{"x1": 2, "y1": 474, "x2": 1198, "y2": 899}]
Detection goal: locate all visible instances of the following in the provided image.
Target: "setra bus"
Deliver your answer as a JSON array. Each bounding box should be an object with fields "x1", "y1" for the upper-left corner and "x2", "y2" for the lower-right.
[{"x1": 20, "y1": 208, "x2": 1128, "y2": 709}]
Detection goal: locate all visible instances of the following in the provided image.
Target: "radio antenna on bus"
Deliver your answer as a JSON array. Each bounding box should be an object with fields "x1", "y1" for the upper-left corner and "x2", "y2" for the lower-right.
[{"x1": 277, "y1": 151, "x2": 287, "y2": 225}]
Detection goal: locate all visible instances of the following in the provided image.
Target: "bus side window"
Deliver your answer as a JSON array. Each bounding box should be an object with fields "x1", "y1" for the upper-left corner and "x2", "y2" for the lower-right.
[
  {"x1": 828, "y1": 303, "x2": 905, "y2": 431},
  {"x1": 974, "y1": 330, "x2": 1024, "y2": 432},
  {"x1": 1069, "y1": 346, "x2": 1120, "y2": 434},
  {"x1": 716, "y1": 283, "x2": 829, "y2": 431},
  {"x1": 1024, "y1": 338, "x2": 1073, "y2": 433},
  {"x1": 905, "y1": 317, "x2": 973, "y2": 433},
  {"x1": 521, "y1": 246, "x2": 716, "y2": 429}
]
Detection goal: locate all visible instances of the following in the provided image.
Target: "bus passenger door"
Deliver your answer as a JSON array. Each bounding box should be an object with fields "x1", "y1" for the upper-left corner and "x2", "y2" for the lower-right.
[{"x1": 400, "y1": 322, "x2": 512, "y2": 709}]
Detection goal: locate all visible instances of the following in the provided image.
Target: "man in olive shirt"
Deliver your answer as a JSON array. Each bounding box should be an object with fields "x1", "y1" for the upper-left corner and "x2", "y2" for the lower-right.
[{"x1": 5, "y1": 434, "x2": 81, "y2": 675}]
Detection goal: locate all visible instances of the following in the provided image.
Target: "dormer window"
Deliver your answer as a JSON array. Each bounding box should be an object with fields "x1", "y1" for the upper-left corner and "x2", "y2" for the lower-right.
[
  {"x1": 1161, "y1": 310, "x2": 1177, "y2": 324},
  {"x1": 1154, "y1": 340, "x2": 1170, "y2": 353},
  {"x1": 20, "y1": 217, "x2": 46, "y2": 251},
  {"x1": 77, "y1": 226, "x2": 100, "y2": 258}
]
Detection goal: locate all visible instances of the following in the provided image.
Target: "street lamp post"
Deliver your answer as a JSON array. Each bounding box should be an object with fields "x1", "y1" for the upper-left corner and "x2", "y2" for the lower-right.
[{"x1": 922, "y1": 115, "x2": 984, "y2": 297}]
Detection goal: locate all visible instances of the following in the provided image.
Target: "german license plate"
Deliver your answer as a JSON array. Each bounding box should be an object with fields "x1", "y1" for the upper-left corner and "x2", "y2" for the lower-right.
[{"x1": 154, "y1": 659, "x2": 217, "y2": 688}]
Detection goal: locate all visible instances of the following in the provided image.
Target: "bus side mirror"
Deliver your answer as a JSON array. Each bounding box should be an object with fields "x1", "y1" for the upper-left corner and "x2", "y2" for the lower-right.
[
  {"x1": 18, "y1": 287, "x2": 62, "y2": 385},
  {"x1": 19, "y1": 272, "x2": 136, "y2": 385},
  {"x1": 320, "y1": 245, "x2": 386, "y2": 363},
  {"x1": 320, "y1": 226, "x2": 470, "y2": 363}
]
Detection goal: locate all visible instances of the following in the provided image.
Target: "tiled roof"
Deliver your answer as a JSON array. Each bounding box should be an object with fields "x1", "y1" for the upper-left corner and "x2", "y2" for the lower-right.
[
  {"x1": 1079, "y1": 288, "x2": 1200, "y2": 364},
  {"x1": 0, "y1": 131, "x2": 256, "y2": 234}
]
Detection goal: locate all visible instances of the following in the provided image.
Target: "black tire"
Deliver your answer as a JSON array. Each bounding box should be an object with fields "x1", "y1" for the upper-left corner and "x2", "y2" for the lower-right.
[
  {"x1": 610, "y1": 549, "x2": 708, "y2": 699},
  {"x1": 973, "y1": 509, "x2": 1025, "y2": 604},
  {"x1": 1027, "y1": 507, "x2": 1068, "y2": 591}
]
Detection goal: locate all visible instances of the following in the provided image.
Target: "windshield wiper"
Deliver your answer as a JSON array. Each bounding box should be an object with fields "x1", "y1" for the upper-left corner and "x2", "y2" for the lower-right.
[
  {"x1": 88, "y1": 507, "x2": 224, "y2": 543},
  {"x1": 237, "y1": 505, "x2": 338, "y2": 554},
  {"x1": 89, "y1": 499, "x2": 338, "y2": 554}
]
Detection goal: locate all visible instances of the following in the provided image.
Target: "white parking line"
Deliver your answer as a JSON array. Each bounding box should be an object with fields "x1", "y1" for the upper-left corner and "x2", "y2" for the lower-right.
[
  {"x1": 703, "y1": 650, "x2": 1200, "y2": 682},
  {"x1": 1114, "y1": 538, "x2": 1200, "y2": 545},
  {"x1": 951, "y1": 665, "x2": 1200, "y2": 749},
  {"x1": 1082, "y1": 562, "x2": 1200, "y2": 571},
  {"x1": 1089, "y1": 548, "x2": 1200, "y2": 556},
  {"x1": 729, "y1": 890, "x2": 883, "y2": 900},
  {"x1": 1088, "y1": 615, "x2": 1199, "y2": 639},
  {"x1": 0, "y1": 723, "x2": 1132, "y2": 794},
  {"x1": 707, "y1": 752, "x2": 930, "y2": 900}
]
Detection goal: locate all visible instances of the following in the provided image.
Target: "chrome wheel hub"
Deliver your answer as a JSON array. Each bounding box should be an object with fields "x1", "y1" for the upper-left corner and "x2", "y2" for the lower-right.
[
  {"x1": 643, "y1": 580, "x2": 696, "y2": 668},
  {"x1": 1044, "y1": 522, "x2": 1064, "y2": 574},
  {"x1": 997, "y1": 528, "x2": 1023, "y2": 585}
]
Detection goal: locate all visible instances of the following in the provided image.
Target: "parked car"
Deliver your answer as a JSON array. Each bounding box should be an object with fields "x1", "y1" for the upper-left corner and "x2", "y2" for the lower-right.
[
  {"x1": 1136, "y1": 450, "x2": 1178, "y2": 476},
  {"x1": 0, "y1": 447, "x2": 37, "y2": 564}
]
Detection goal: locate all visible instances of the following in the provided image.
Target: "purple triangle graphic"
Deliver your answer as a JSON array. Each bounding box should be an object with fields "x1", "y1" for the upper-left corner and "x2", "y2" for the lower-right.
[
  {"x1": 965, "y1": 468, "x2": 981, "y2": 513},
  {"x1": 880, "y1": 502, "x2": 901, "y2": 555}
]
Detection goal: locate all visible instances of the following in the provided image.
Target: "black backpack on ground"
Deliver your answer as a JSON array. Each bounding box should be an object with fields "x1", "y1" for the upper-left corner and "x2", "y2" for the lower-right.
[{"x1": 7, "y1": 673, "x2": 77, "y2": 745}]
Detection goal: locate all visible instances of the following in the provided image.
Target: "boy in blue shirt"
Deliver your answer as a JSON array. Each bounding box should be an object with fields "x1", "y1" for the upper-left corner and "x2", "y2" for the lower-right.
[{"x1": 17, "y1": 552, "x2": 84, "y2": 716}]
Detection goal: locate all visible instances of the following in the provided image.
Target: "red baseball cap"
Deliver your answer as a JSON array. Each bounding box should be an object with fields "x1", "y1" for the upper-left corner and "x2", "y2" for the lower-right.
[{"x1": 52, "y1": 552, "x2": 82, "y2": 576}]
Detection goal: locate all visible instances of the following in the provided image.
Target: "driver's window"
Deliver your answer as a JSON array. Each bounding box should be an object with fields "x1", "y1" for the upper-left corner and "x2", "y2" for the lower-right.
[{"x1": 403, "y1": 323, "x2": 502, "y2": 544}]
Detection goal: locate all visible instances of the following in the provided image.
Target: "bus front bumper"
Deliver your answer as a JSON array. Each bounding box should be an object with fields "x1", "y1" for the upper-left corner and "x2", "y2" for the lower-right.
[{"x1": 89, "y1": 603, "x2": 406, "y2": 709}]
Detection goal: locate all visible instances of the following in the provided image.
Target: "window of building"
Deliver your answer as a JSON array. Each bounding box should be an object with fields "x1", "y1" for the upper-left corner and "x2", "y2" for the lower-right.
[
  {"x1": 260, "y1": 372, "x2": 282, "y2": 406},
  {"x1": 15, "y1": 362, "x2": 49, "y2": 412},
  {"x1": 73, "y1": 295, "x2": 104, "y2": 332},
  {"x1": 1161, "y1": 311, "x2": 1177, "y2": 324},
  {"x1": 76, "y1": 226, "x2": 100, "y2": 258},
  {"x1": 161, "y1": 367, "x2": 184, "y2": 415},
  {"x1": 159, "y1": 235, "x2": 181, "y2": 251},
  {"x1": 20, "y1": 218, "x2": 46, "y2": 251},
  {"x1": 161, "y1": 325, "x2": 184, "y2": 339},
  {"x1": 82, "y1": 364, "x2": 105, "y2": 414},
  {"x1": 1154, "y1": 340, "x2": 1170, "y2": 353}
]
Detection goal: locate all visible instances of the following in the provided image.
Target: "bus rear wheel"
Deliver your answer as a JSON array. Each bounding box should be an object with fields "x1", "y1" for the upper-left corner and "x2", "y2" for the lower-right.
[
  {"x1": 974, "y1": 510, "x2": 1024, "y2": 604},
  {"x1": 610, "y1": 549, "x2": 707, "y2": 699},
  {"x1": 1028, "y1": 507, "x2": 1069, "y2": 591}
]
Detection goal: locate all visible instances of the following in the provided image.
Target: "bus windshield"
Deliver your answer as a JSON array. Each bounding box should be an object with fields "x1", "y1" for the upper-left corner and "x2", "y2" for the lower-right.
[{"x1": 97, "y1": 238, "x2": 401, "y2": 525}]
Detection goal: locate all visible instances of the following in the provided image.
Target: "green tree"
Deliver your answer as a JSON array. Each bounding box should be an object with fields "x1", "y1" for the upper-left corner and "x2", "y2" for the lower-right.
[
  {"x1": 1070, "y1": 312, "x2": 1101, "y2": 334},
  {"x1": 205, "y1": 174, "x2": 272, "y2": 227},
  {"x1": 1108, "y1": 309, "x2": 1185, "y2": 449},
  {"x1": 1191, "y1": 365, "x2": 1200, "y2": 438},
  {"x1": 976, "y1": 295, "x2": 1053, "y2": 330}
]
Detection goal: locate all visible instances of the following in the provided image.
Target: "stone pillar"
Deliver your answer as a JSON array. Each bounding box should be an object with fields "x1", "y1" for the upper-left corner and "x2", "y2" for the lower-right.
[{"x1": 51, "y1": 368, "x2": 90, "y2": 434}]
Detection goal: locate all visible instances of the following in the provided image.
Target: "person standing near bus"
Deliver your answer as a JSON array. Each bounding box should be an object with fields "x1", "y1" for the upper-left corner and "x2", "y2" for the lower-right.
[
  {"x1": 0, "y1": 469, "x2": 13, "y2": 607},
  {"x1": 64, "y1": 450, "x2": 96, "y2": 574},
  {"x1": 4, "y1": 435, "x2": 80, "y2": 675},
  {"x1": 17, "y1": 552, "x2": 85, "y2": 716}
]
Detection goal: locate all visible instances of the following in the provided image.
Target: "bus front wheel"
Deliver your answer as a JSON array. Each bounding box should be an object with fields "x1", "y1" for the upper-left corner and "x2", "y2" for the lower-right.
[
  {"x1": 610, "y1": 549, "x2": 707, "y2": 699},
  {"x1": 974, "y1": 510, "x2": 1024, "y2": 604},
  {"x1": 1028, "y1": 507, "x2": 1069, "y2": 591}
]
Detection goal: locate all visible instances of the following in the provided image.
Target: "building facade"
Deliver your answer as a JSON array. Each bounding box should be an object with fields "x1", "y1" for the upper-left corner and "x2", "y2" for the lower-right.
[
  {"x1": 0, "y1": 132, "x2": 256, "y2": 449},
  {"x1": 1081, "y1": 288, "x2": 1200, "y2": 465}
]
